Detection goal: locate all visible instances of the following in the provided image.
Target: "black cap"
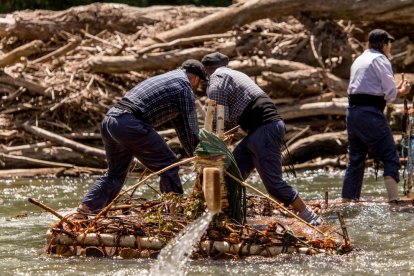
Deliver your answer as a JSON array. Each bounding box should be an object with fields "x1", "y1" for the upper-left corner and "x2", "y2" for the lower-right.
[
  {"x1": 182, "y1": 59, "x2": 208, "y2": 81},
  {"x1": 368, "y1": 29, "x2": 395, "y2": 44},
  {"x1": 201, "y1": 52, "x2": 229, "y2": 67}
]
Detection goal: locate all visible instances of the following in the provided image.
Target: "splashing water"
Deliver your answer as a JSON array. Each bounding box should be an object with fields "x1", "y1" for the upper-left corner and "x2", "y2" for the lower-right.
[{"x1": 149, "y1": 210, "x2": 215, "y2": 276}]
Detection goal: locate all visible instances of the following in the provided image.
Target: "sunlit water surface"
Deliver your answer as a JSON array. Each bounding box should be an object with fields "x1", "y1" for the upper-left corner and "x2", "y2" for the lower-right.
[{"x1": 1, "y1": 169, "x2": 414, "y2": 275}]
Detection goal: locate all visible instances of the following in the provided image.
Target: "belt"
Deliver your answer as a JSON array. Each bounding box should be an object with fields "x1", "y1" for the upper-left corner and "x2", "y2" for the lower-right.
[
  {"x1": 113, "y1": 98, "x2": 145, "y2": 120},
  {"x1": 348, "y1": 94, "x2": 386, "y2": 111}
]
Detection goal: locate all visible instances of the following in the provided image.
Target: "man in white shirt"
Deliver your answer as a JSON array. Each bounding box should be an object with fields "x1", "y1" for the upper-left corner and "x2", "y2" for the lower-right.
[{"x1": 342, "y1": 29, "x2": 411, "y2": 203}]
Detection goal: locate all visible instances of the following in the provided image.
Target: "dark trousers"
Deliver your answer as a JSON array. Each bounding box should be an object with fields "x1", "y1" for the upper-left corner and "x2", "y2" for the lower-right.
[
  {"x1": 81, "y1": 113, "x2": 182, "y2": 211},
  {"x1": 342, "y1": 106, "x2": 401, "y2": 200},
  {"x1": 233, "y1": 120, "x2": 298, "y2": 205}
]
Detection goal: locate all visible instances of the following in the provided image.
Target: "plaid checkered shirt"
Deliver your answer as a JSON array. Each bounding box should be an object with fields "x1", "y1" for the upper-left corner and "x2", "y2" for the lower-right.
[
  {"x1": 107, "y1": 69, "x2": 199, "y2": 156},
  {"x1": 206, "y1": 67, "x2": 267, "y2": 130}
]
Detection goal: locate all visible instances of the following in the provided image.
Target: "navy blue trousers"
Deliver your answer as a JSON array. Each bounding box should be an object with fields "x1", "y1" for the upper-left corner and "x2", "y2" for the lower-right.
[
  {"x1": 233, "y1": 120, "x2": 298, "y2": 205},
  {"x1": 342, "y1": 106, "x2": 401, "y2": 200},
  {"x1": 81, "y1": 113, "x2": 182, "y2": 211}
]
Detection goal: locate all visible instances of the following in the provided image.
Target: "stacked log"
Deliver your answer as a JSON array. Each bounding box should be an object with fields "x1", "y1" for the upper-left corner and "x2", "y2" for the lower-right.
[{"x1": 0, "y1": 1, "x2": 413, "y2": 176}]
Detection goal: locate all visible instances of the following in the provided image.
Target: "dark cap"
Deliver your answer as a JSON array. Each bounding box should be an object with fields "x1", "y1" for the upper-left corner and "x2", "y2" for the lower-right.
[
  {"x1": 368, "y1": 29, "x2": 395, "y2": 44},
  {"x1": 182, "y1": 59, "x2": 208, "y2": 81},
  {"x1": 201, "y1": 52, "x2": 229, "y2": 67}
]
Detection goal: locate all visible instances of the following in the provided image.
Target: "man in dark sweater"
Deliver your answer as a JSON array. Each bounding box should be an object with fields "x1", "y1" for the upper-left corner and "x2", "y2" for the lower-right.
[
  {"x1": 77, "y1": 59, "x2": 207, "y2": 213},
  {"x1": 202, "y1": 52, "x2": 322, "y2": 226}
]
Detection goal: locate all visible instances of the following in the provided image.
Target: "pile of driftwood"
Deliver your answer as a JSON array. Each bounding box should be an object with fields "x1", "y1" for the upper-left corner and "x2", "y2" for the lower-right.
[
  {"x1": 41, "y1": 194, "x2": 348, "y2": 258},
  {"x1": 0, "y1": 1, "x2": 414, "y2": 177}
]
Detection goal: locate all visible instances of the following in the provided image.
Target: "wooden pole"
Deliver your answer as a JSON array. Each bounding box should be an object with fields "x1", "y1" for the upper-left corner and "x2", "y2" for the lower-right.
[
  {"x1": 203, "y1": 167, "x2": 222, "y2": 214},
  {"x1": 336, "y1": 211, "x2": 351, "y2": 246},
  {"x1": 404, "y1": 72, "x2": 414, "y2": 198},
  {"x1": 223, "y1": 125, "x2": 239, "y2": 136},
  {"x1": 94, "y1": 157, "x2": 197, "y2": 220},
  {"x1": 129, "y1": 167, "x2": 148, "y2": 197},
  {"x1": 28, "y1": 198, "x2": 75, "y2": 227},
  {"x1": 216, "y1": 104, "x2": 225, "y2": 138},
  {"x1": 224, "y1": 171, "x2": 327, "y2": 236},
  {"x1": 47, "y1": 230, "x2": 165, "y2": 249},
  {"x1": 204, "y1": 99, "x2": 216, "y2": 131}
]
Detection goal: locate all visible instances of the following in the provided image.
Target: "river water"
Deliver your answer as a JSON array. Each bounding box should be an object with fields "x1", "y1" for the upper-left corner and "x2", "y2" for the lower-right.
[
  {"x1": 1, "y1": 169, "x2": 414, "y2": 275},
  {"x1": 150, "y1": 210, "x2": 215, "y2": 276}
]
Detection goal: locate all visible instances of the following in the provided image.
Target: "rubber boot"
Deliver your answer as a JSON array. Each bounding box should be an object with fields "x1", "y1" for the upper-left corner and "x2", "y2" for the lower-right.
[{"x1": 384, "y1": 177, "x2": 399, "y2": 202}]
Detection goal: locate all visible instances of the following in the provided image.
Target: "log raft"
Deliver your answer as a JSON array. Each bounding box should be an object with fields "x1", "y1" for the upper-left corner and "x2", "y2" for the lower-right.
[
  {"x1": 35, "y1": 129, "x2": 349, "y2": 259},
  {"x1": 45, "y1": 229, "x2": 323, "y2": 258}
]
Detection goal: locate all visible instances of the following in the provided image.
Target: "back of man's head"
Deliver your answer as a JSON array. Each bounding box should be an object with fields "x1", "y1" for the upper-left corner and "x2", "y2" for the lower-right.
[
  {"x1": 368, "y1": 29, "x2": 394, "y2": 52},
  {"x1": 201, "y1": 52, "x2": 229, "y2": 68},
  {"x1": 182, "y1": 59, "x2": 208, "y2": 81}
]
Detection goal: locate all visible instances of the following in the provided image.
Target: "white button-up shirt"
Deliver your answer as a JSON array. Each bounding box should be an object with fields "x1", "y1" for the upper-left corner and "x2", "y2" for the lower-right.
[{"x1": 348, "y1": 49, "x2": 397, "y2": 102}]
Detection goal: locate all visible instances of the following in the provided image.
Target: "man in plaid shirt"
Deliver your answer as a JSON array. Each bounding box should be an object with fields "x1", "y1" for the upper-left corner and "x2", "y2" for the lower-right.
[
  {"x1": 77, "y1": 59, "x2": 207, "y2": 213},
  {"x1": 202, "y1": 52, "x2": 322, "y2": 226}
]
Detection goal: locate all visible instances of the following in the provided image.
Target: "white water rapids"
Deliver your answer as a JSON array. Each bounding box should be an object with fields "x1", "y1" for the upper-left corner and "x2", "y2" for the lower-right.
[{"x1": 149, "y1": 210, "x2": 215, "y2": 276}]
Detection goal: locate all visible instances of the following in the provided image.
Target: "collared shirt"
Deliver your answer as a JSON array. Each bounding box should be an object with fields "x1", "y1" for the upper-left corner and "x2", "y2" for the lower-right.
[
  {"x1": 107, "y1": 69, "x2": 199, "y2": 156},
  {"x1": 348, "y1": 49, "x2": 398, "y2": 102},
  {"x1": 206, "y1": 67, "x2": 267, "y2": 129}
]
